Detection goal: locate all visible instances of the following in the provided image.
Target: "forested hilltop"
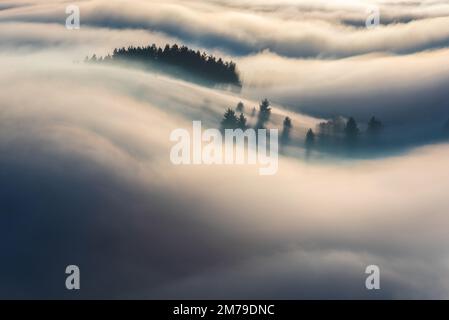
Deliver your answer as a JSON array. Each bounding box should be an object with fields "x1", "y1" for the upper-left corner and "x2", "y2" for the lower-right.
[{"x1": 86, "y1": 44, "x2": 242, "y2": 88}]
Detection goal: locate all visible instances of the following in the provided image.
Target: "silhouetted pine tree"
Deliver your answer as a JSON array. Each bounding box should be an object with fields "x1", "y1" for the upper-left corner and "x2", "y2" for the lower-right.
[
  {"x1": 237, "y1": 113, "x2": 248, "y2": 130},
  {"x1": 256, "y1": 99, "x2": 271, "y2": 129},
  {"x1": 236, "y1": 101, "x2": 244, "y2": 113},
  {"x1": 281, "y1": 117, "x2": 292, "y2": 144},
  {"x1": 305, "y1": 129, "x2": 315, "y2": 146},
  {"x1": 345, "y1": 117, "x2": 359, "y2": 139},
  {"x1": 221, "y1": 109, "x2": 239, "y2": 131}
]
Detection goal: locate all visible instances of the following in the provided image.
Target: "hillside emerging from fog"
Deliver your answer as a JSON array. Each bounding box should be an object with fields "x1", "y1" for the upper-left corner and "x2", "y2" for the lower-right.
[{"x1": 87, "y1": 43, "x2": 242, "y2": 88}]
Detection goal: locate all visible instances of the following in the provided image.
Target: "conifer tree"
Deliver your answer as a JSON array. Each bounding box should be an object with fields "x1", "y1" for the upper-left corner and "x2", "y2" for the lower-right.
[
  {"x1": 256, "y1": 99, "x2": 271, "y2": 129},
  {"x1": 281, "y1": 117, "x2": 292, "y2": 143},
  {"x1": 221, "y1": 108, "x2": 239, "y2": 131},
  {"x1": 236, "y1": 101, "x2": 244, "y2": 113},
  {"x1": 345, "y1": 117, "x2": 359, "y2": 139},
  {"x1": 306, "y1": 128, "x2": 315, "y2": 146},
  {"x1": 237, "y1": 113, "x2": 248, "y2": 130}
]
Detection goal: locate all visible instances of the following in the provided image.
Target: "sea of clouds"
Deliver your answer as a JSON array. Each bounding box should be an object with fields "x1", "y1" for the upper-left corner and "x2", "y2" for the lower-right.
[{"x1": 1, "y1": 0, "x2": 449, "y2": 299}]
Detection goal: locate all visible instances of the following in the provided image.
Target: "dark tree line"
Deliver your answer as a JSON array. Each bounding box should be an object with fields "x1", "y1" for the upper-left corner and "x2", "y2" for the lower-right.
[
  {"x1": 305, "y1": 116, "x2": 384, "y2": 150},
  {"x1": 220, "y1": 100, "x2": 387, "y2": 153},
  {"x1": 317, "y1": 116, "x2": 383, "y2": 139},
  {"x1": 221, "y1": 102, "x2": 449, "y2": 155},
  {"x1": 86, "y1": 44, "x2": 241, "y2": 87}
]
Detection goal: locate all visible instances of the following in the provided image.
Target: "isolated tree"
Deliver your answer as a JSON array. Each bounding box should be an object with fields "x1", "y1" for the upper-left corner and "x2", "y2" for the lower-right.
[
  {"x1": 221, "y1": 108, "x2": 239, "y2": 131},
  {"x1": 281, "y1": 117, "x2": 293, "y2": 144},
  {"x1": 256, "y1": 99, "x2": 272, "y2": 129},
  {"x1": 305, "y1": 128, "x2": 315, "y2": 146},
  {"x1": 367, "y1": 116, "x2": 383, "y2": 135},
  {"x1": 237, "y1": 113, "x2": 248, "y2": 130},
  {"x1": 236, "y1": 101, "x2": 244, "y2": 113},
  {"x1": 345, "y1": 117, "x2": 360, "y2": 139}
]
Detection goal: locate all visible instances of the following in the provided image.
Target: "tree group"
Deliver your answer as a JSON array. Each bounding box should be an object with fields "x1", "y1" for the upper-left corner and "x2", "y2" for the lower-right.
[
  {"x1": 220, "y1": 101, "x2": 386, "y2": 153},
  {"x1": 86, "y1": 43, "x2": 241, "y2": 87},
  {"x1": 220, "y1": 99, "x2": 274, "y2": 132}
]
